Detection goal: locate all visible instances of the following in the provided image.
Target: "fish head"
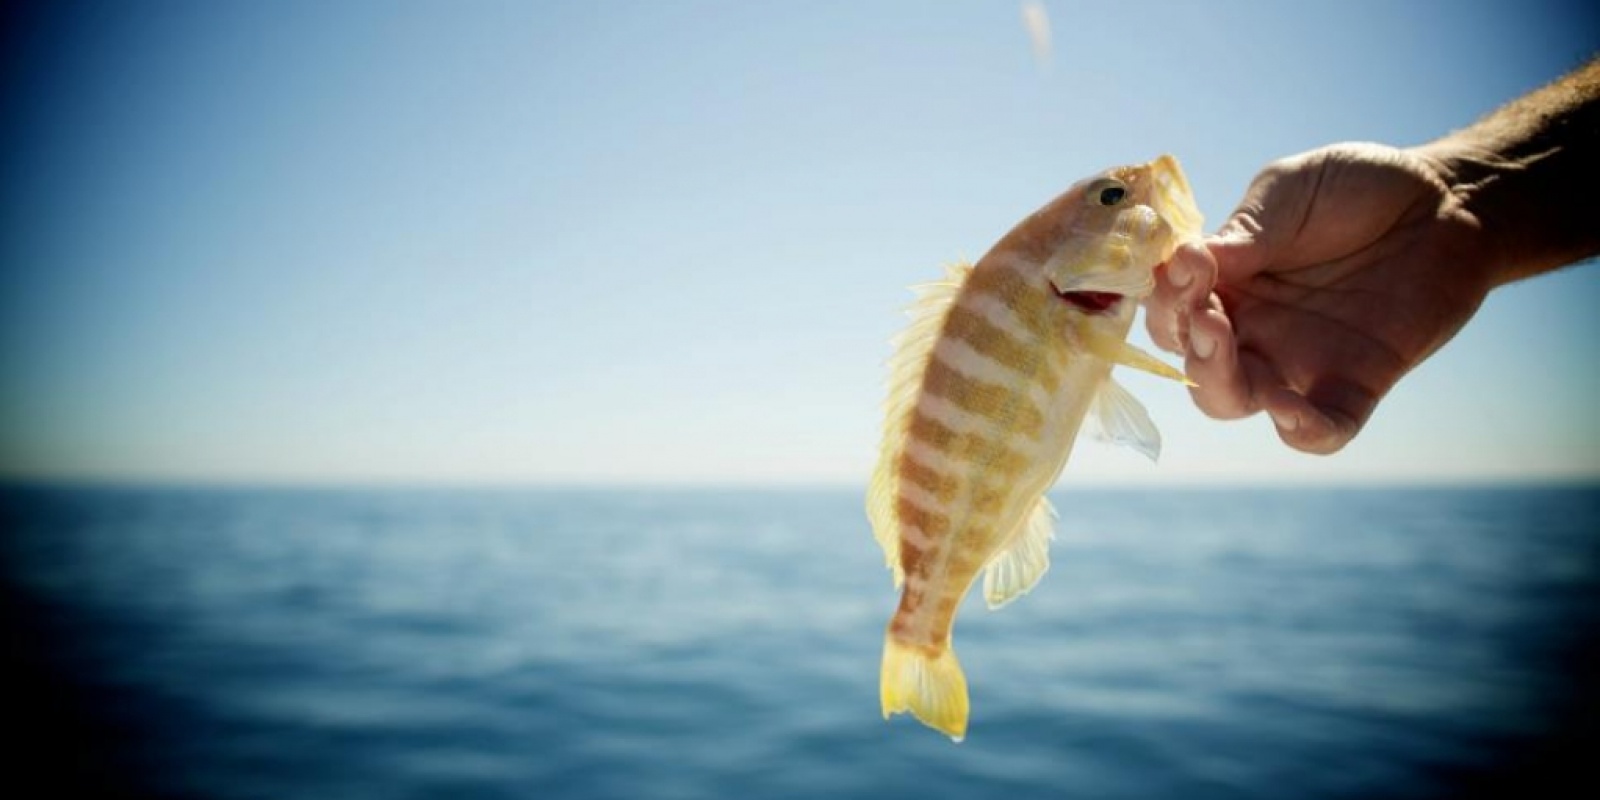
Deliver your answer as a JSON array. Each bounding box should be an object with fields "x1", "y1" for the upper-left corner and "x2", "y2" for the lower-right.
[{"x1": 1039, "y1": 154, "x2": 1203, "y2": 305}]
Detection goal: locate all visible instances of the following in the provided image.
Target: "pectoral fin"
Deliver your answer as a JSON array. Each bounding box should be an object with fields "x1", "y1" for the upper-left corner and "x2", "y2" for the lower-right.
[
  {"x1": 1090, "y1": 378, "x2": 1162, "y2": 462},
  {"x1": 982, "y1": 496, "x2": 1057, "y2": 610},
  {"x1": 1082, "y1": 329, "x2": 1194, "y2": 386}
]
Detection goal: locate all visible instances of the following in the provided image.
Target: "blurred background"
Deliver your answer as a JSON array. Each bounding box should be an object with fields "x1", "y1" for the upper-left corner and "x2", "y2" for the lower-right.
[{"x1": 1, "y1": 1, "x2": 1596, "y2": 798}]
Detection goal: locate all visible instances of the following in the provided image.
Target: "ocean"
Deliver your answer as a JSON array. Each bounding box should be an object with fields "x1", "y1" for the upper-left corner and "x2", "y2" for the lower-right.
[{"x1": 2, "y1": 486, "x2": 1596, "y2": 799}]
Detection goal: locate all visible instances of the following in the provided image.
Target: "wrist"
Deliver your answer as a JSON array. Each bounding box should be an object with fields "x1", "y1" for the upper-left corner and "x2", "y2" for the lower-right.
[
  {"x1": 1406, "y1": 139, "x2": 1513, "y2": 294},
  {"x1": 1413, "y1": 127, "x2": 1600, "y2": 288}
]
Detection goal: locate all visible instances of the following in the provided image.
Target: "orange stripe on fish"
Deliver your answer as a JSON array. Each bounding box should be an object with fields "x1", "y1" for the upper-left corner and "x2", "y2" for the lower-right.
[
  {"x1": 969, "y1": 483, "x2": 1011, "y2": 517},
  {"x1": 961, "y1": 262, "x2": 1061, "y2": 335},
  {"x1": 904, "y1": 409, "x2": 961, "y2": 455},
  {"x1": 895, "y1": 494, "x2": 950, "y2": 538},
  {"x1": 942, "y1": 304, "x2": 1058, "y2": 386},
  {"x1": 921, "y1": 359, "x2": 1046, "y2": 438},
  {"x1": 898, "y1": 455, "x2": 961, "y2": 503}
]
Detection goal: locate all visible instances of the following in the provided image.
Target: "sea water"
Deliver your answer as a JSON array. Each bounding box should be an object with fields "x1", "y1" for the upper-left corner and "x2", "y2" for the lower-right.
[{"x1": 1, "y1": 486, "x2": 1595, "y2": 799}]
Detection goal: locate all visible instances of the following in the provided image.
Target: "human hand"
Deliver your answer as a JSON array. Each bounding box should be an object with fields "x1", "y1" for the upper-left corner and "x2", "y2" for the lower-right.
[{"x1": 1143, "y1": 142, "x2": 1495, "y2": 454}]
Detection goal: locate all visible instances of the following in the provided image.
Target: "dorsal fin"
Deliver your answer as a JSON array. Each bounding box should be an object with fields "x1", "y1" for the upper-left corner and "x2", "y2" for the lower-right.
[{"x1": 867, "y1": 262, "x2": 973, "y2": 586}]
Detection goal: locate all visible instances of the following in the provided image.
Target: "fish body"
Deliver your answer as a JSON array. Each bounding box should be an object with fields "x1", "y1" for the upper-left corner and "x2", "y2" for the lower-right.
[{"x1": 867, "y1": 155, "x2": 1203, "y2": 741}]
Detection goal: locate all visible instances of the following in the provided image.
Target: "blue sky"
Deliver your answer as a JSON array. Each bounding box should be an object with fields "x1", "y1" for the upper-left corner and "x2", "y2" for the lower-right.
[{"x1": 1, "y1": 0, "x2": 1596, "y2": 486}]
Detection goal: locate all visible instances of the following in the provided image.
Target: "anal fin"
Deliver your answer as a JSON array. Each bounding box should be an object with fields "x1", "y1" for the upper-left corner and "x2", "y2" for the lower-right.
[{"x1": 982, "y1": 496, "x2": 1057, "y2": 610}]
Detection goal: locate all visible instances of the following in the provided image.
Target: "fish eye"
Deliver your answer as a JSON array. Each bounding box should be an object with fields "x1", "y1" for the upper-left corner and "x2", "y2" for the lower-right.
[{"x1": 1087, "y1": 178, "x2": 1128, "y2": 207}]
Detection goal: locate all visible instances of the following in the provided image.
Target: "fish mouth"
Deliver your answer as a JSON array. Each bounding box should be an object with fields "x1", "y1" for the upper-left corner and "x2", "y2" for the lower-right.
[{"x1": 1054, "y1": 288, "x2": 1122, "y2": 314}]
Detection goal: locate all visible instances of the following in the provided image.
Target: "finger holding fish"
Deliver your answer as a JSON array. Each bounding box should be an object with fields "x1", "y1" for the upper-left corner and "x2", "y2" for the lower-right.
[
  {"x1": 1182, "y1": 296, "x2": 1262, "y2": 420},
  {"x1": 1145, "y1": 239, "x2": 1218, "y2": 354}
]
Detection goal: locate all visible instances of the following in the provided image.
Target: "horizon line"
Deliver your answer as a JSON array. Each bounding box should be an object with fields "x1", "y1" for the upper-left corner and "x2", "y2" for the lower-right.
[{"x1": 2, "y1": 474, "x2": 1596, "y2": 493}]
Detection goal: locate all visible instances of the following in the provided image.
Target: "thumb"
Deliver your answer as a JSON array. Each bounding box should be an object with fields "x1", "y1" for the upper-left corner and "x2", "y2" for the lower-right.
[
  {"x1": 1205, "y1": 220, "x2": 1272, "y2": 285},
  {"x1": 1205, "y1": 151, "x2": 1322, "y2": 284}
]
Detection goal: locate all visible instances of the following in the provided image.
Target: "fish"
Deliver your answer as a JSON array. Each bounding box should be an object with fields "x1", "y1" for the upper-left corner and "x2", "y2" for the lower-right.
[{"x1": 867, "y1": 154, "x2": 1204, "y2": 741}]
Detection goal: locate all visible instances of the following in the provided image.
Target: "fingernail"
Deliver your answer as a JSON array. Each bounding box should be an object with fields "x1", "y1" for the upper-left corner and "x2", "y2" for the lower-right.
[
  {"x1": 1191, "y1": 327, "x2": 1215, "y2": 359},
  {"x1": 1270, "y1": 410, "x2": 1299, "y2": 432}
]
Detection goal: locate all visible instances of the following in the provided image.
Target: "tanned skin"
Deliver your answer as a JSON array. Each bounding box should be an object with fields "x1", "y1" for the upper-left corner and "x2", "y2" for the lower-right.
[{"x1": 1143, "y1": 57, "x2": 1600, "y2": 454}]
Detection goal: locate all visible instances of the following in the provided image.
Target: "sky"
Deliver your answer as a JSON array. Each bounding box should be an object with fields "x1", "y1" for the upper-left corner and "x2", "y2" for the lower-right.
[{"x1": 0, "y1": 0, "x2": 1596, "y2": 487}]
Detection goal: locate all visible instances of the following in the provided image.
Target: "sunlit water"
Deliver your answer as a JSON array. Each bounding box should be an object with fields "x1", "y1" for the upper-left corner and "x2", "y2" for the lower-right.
[{"x1": 2, "y1": 486, "x2": 1596, "y2": 799}]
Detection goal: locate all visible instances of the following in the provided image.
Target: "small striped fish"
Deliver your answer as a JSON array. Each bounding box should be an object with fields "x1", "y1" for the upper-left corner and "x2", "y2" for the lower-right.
[{"x1": 868, "y1": 155, "x2": 1203, "y2": 741}]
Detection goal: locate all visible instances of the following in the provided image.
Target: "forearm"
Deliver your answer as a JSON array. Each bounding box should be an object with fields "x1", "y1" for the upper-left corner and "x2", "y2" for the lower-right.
[{"x1": 1415, "y1": 56, "x2": 1600, "y2": 287}]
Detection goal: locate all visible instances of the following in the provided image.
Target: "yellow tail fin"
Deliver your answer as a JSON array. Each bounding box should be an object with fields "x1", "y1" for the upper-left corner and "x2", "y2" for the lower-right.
[{"x1": 880, "y1": 634, "x2": 969, "y2": 742}]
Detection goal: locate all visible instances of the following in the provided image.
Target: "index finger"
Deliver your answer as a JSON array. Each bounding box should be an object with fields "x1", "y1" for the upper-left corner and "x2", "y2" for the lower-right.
[{"x1": 1144, "y1": 240, "x2": 1217, "y2": 353}]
